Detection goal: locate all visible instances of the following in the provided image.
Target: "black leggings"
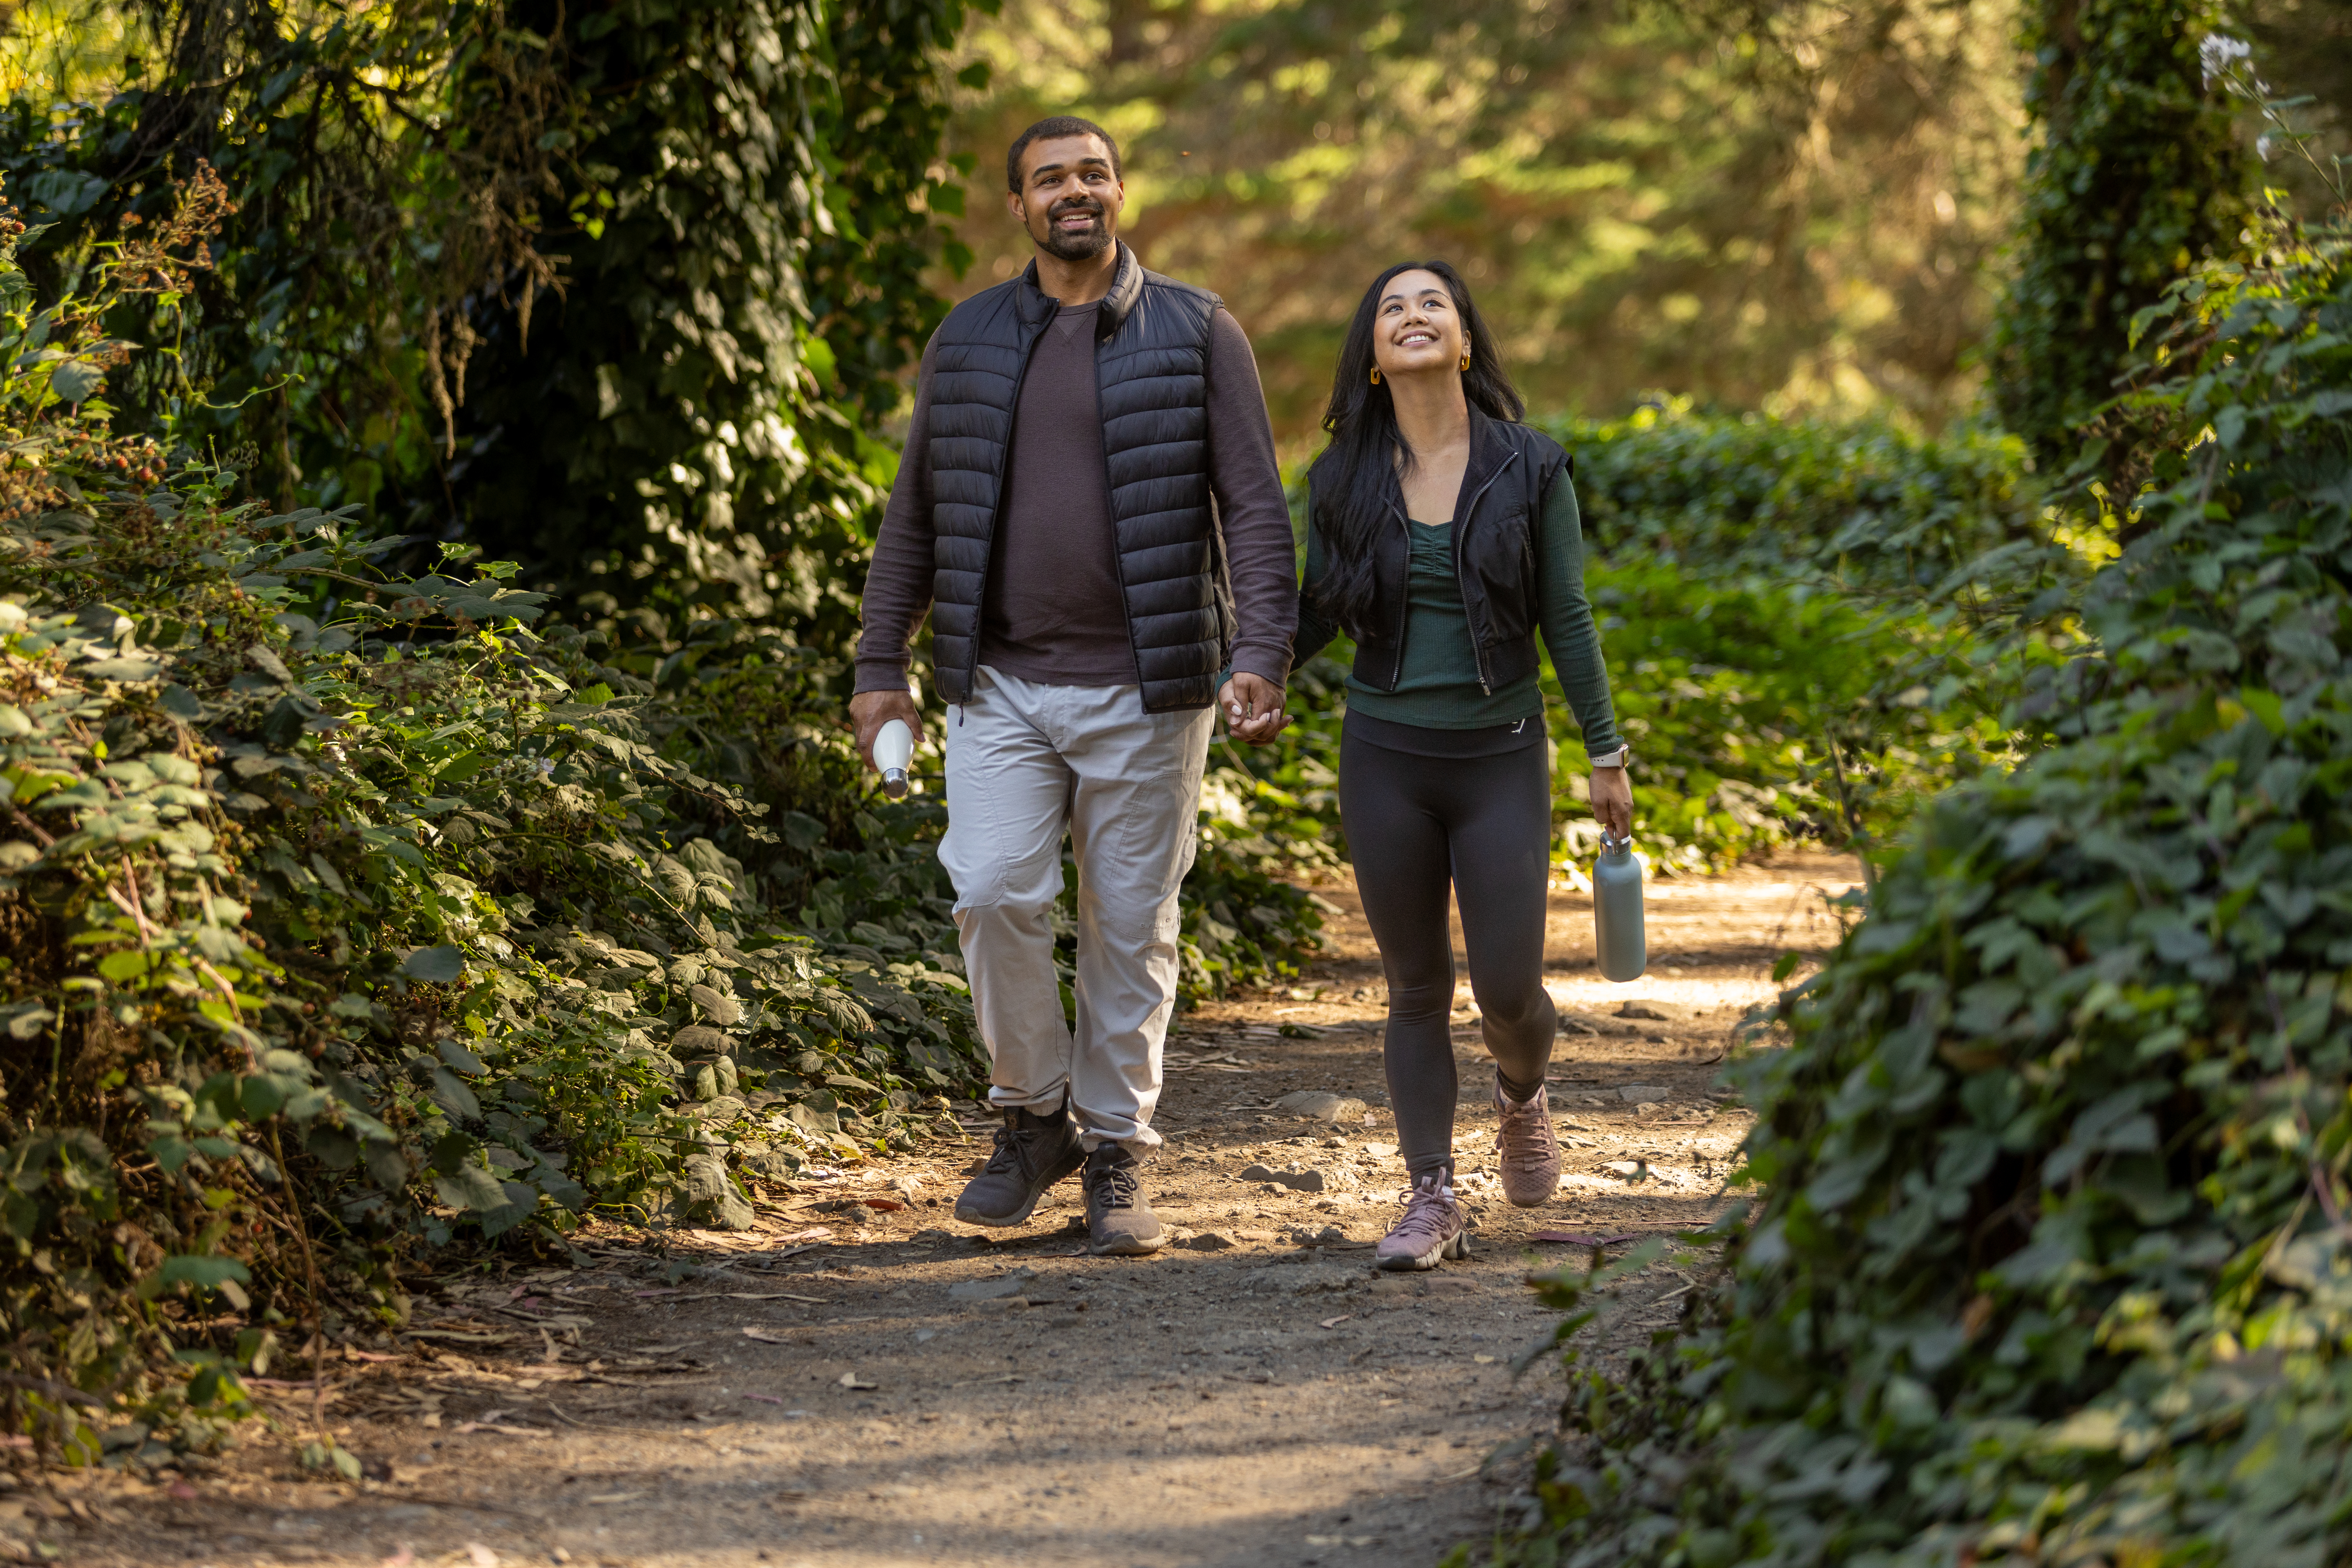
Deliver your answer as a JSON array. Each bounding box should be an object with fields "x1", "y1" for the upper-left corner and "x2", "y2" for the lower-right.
[{"x1": 1340, "y1": 723, "x2": 1557, "y2": 1183}]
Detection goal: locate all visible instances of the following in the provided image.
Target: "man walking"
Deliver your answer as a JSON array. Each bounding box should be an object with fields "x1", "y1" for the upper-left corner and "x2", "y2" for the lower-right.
[{"x1": 850, "y1": 116, "x2": 1295, "y2": 1255}]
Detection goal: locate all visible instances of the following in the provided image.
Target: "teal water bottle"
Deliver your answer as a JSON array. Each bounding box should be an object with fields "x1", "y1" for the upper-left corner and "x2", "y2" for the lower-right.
[{"x1": 1593, "y1": 830, "x2": 1647, "y2": 982}]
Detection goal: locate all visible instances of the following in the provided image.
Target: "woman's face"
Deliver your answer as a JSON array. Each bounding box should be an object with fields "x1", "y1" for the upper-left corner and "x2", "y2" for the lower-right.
[{"x1": 1369, "y1": 269, "x2": 1465, "y2": 383}]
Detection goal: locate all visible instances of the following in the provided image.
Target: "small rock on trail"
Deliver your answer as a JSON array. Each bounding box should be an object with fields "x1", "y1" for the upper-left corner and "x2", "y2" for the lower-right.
[{"x1": 1275, "y1": 1089, "x2": 1370, "y2": 1122}]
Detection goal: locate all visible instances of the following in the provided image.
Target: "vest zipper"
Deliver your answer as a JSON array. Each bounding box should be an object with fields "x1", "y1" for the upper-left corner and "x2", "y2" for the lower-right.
[
  {"x1": 1078, "y1": 249, "x2": 1171, "y2": 705},
  {"x1": 1454, "y1": 452, "x2": 1518, "y2": 695},
  {"x1": 1095, "y1": 332, "x2": 1149, "y2": 701},
  {"x1": 1385, "y1": 501, "x2": 1410, "y2": 691},
  {"x1": 969, "y1": 307, "x2": 1053, "y2": 698}
]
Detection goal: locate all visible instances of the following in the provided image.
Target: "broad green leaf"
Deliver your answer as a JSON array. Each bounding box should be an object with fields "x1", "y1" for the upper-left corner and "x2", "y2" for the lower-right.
[
  {"x1": 401, "y1": 946, "x2": 465, "y2": 983},
  {"x1": 430, "y1": 1163, "x2": 507, "y2": 1212},
  {"x1": 428, "y1": 1066, "x2": 481, "y2": 1122}
]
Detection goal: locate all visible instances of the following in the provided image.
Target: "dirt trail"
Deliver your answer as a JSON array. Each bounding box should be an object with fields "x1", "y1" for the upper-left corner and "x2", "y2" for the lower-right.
[{"x1": 29, "y1": 853, "x2": 1859, "y2": 1568}]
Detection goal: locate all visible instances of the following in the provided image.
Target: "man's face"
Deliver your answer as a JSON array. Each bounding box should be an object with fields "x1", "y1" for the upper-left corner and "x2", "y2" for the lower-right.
[{"x1": 1007, "y1": 134, "x2": 1124, "y2": 263}]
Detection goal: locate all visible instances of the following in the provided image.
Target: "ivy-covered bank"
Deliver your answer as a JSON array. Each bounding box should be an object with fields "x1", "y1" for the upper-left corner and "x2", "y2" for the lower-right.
[
  {"x1": 1478, "y1": 209, "x2": 2352, "y2": 1568},
  {"x1": 0, "y1": 185, "x2": 1321, "y2": 1461}
]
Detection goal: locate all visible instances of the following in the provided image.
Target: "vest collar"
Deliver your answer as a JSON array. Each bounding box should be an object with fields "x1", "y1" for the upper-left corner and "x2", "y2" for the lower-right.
[
  {"x1": 1461, "y1": 407, "x2": 1519, "y2": 499},
  {"x1": 1379, "y1": 407, "x2": 1521, "y2": 524},
  {"x1": 1017, "y1": 242, "x2": 1143, "y2": 338}
]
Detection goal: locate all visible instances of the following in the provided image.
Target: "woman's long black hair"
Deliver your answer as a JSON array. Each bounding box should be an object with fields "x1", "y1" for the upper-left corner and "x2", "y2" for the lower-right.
[{"x1": 1306, "y1": 260, "x2": 1524, "y2": 633}]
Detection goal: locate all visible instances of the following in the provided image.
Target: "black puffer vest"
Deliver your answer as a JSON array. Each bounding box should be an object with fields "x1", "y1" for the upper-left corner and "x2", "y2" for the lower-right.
[
  {"x1": 1349, "y1": 410, "x2": 1569, "y2": 695},
  {"x1": 925, "y1": 243, "x2": 1229, "y2": 712}
]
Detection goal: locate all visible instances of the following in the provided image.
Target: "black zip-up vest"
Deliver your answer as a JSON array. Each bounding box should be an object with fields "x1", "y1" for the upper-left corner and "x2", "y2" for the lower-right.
[
  {"x1": 924, "y1": 244, "x2": 1231, "y2": 712},
  {"x1": 1345, "y1": 411, "x2": 1570, "y2": 695}
]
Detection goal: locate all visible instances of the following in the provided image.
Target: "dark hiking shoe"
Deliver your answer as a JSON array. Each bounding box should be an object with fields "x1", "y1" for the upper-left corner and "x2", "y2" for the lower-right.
[
  {"x1": 1081, "y1": 1143, "x2": 1165, "y2": 1256},
  {"x1": 954, "y1": 1102, "x2": 1083, "y2": 1227}
]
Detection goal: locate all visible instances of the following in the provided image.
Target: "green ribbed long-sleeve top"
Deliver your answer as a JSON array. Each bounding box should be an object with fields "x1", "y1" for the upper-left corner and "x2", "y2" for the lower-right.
[{"x1": 1292, "y1": 468, "x2": 1623, "y2": 759}]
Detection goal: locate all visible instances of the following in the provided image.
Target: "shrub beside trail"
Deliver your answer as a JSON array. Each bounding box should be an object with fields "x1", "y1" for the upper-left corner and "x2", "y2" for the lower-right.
[{"x1": 1481, "y1": 220, "x2": 2352, "y2": 1566}]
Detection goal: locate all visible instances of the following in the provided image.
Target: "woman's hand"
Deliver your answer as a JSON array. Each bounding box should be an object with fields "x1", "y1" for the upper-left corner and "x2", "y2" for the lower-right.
[
  {"x1": 1591, "y1": 763, "x2": 1633, "y2": 840},
  {"x1": 1219, "y1": 673, "x2": 1290, "y2": 744}
]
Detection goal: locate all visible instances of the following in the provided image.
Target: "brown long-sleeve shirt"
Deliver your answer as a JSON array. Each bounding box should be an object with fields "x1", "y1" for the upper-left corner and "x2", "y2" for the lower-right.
[{"x1": 853, "y1": 300, "x2": 1296, "y2": 695}]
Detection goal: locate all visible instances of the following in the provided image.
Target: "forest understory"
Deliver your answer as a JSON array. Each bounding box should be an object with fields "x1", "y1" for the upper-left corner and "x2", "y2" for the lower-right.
[{"x1": 1, "y1": 854, "x2": 1860, "y2": 1568}]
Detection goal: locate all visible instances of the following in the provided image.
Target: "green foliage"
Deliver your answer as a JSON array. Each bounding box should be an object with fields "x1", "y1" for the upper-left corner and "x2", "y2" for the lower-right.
[
  {"x1": 0, "y1": 191, "x2": 989, "y2": 1452},
  {"x1": 1991, "y1": 0, "x2": 2249, "y2": 464},
  {"x1": 949, "y1": 0, "x2": 2026, "y2": 434},
  {"x1": 1184, "y1": 764, "x2": 1336, "y2": 996},
  {"x1": 1558, "y1": 404, "x2": 2066, "y2": 869},
  {"x1": 1551, "y1": 401, "x2": 2047, "y2": 594},
  {"x1": 446, "y1": 0, "x2": 976, "y2": 627},
  {"x1": 0, "y1": 0, "x2": 973, "y2": 627},
  {"x1": 1584, "y1": 561, "x2": 2006, "y2": 873},
  {"x1": 1484, "y1": 214, "x2": 2352, "y2": 1568}
]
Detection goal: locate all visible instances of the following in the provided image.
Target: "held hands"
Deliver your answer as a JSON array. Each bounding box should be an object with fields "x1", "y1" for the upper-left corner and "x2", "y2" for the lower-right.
[
  {"x1": 1218, "y1": 673, "x2": 1289, "y2": 745},
  {"x1": 1590, "y1": 762, "x2": 1633, "y2": 841},
  {"x1": 849, "y1": 688, "x2": 922, "y2": 771}
]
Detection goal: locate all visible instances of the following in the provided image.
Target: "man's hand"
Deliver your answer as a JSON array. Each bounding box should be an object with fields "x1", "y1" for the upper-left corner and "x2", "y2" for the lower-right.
[
  {"x1": 1218, "y1": 673, "x2": 1289, "y2": 745},
  {"x1": 849, "y1": 688, "x2": 922, "y2": 771},
  {"x1": 1591, "y1": 764, "x2": 1633, "y2": 840}
]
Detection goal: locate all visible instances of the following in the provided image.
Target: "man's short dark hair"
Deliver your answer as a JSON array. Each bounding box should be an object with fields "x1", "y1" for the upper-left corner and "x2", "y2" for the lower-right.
[{"x1": 1007, "y1": 116, "x2": 1122, "y2": 194}]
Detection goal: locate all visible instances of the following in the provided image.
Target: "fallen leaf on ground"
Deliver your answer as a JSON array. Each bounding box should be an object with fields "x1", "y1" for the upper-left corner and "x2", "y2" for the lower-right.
[
  {"x1": 1530, "y1": 1230, "x2": 1641, "y2": 1246},
  {"x1": 837, "y1": 1372, "x2": 878, "y2": 1390},
  {"x1": 742, "y1": 1393, "x2": 786, "y2": 1404},
  {"x1": 1318, "y1": 1314, "x2": 1353, "y2": 1329},
  {"x1": 861, "y1": 1198, "x2": 905, "y2": 1211},
  {"x1": 776, "y1": 1228, "x2": 834, "y2": 1243},
  {"x1": 741, "y1": 1327, "x2": 797, "y2": 1345},
  {"x1": 586, "y1": 1492, "x2": 645, "y2": 1504}
]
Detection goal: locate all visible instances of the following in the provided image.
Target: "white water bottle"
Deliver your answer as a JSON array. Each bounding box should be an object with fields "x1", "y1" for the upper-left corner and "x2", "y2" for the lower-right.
[
  {"x1": 873, "y1": 718, "x2": 914, "y2": 799},
  {"x1": 1593, "y1": 829, "x2": 1647, "y2": 982}
]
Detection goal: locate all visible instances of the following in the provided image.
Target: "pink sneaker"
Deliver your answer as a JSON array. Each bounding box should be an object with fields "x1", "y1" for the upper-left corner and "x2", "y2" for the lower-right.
[
  {"x1": 1494, "y1": 1082, "x2": 1561, "y2": 1207},
  {"x1": 1375, "y1": 1174, "x2": 1470, "y2": 1271}
]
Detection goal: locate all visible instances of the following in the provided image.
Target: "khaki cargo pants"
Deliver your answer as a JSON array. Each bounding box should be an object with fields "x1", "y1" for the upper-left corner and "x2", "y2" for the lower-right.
[{"x1": 938, "y1": 667, "x2": 1213, "y2": 1152}]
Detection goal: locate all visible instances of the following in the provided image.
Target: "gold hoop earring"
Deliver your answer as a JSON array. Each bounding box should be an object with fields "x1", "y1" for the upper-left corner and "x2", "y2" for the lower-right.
[
  {"x1": 1459, "y1": 342, "x2": 1472, "y2": 372},
  {"x1": 1369, "y1": 367, "x2": 1382, "y2": 386}
]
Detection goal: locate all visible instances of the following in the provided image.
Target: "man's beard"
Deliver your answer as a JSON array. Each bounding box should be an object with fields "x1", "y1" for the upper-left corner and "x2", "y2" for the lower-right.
[{"x1": 1037, "y1": 199, "x2": 1112, "y2": 261}]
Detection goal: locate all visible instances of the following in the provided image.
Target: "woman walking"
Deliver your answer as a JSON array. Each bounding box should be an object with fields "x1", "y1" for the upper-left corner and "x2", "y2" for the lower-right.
[{"x1": 1292, "y1": 261, "x2": 1633, "y2": 1270}]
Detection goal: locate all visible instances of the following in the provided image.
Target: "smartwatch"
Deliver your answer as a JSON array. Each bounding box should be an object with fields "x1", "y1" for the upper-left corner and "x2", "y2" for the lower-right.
[{"x1": 1593, "y1": 746, "x2": 1631, "y2": 768}]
